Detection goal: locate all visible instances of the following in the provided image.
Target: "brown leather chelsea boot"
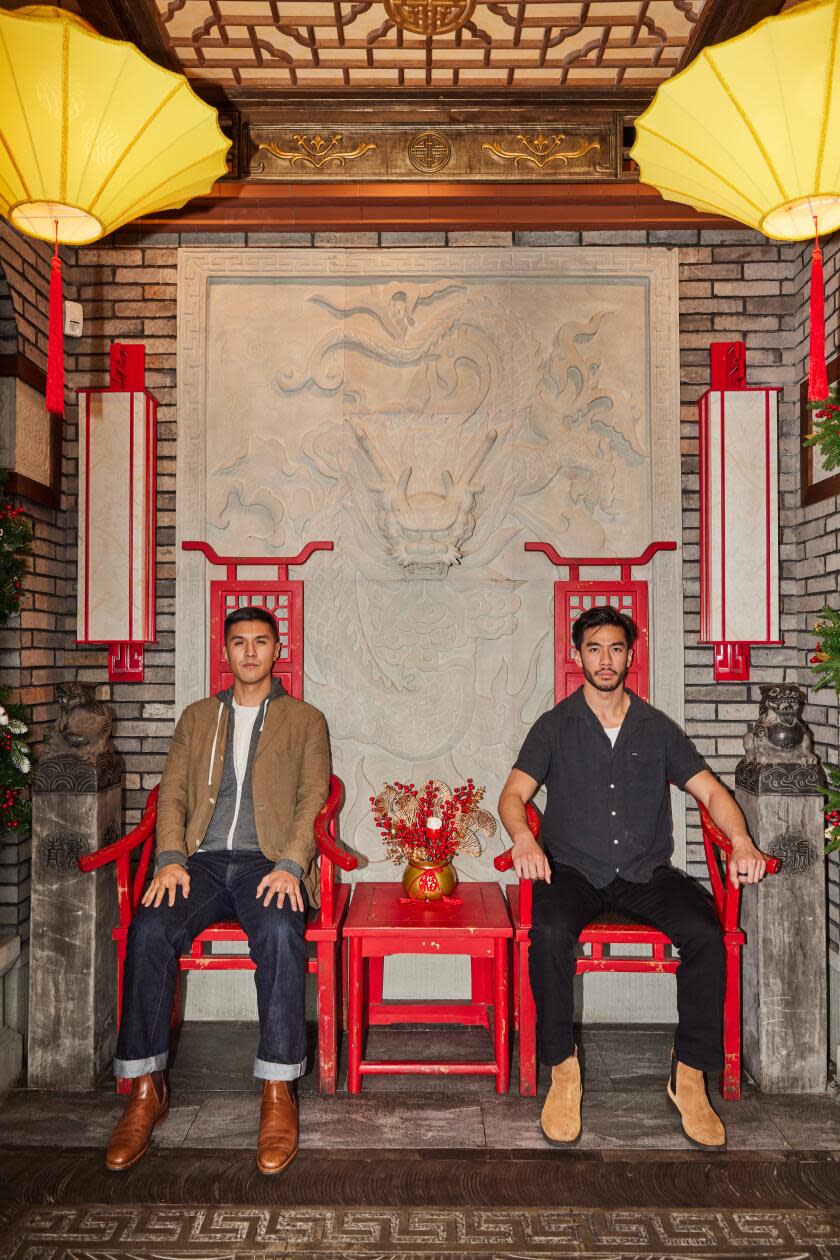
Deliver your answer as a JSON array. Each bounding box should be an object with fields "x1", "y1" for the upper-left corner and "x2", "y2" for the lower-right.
[
  {"x1": 540, "y1": 1048, "x2": 582, "y2": 1147},
  {"x1": 105, "y1": 1072, "x2": 169, "y2": 1172},
  {"x1": 667, "y1": 1057, "x2": 726, "y2": 1150},
  {"x1": 257, "y1": 1080, "x2": 299, "y2": 1175}
]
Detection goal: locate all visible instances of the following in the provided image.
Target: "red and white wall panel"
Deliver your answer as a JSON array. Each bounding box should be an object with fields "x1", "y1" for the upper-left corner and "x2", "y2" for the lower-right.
[
  {"x1": 77, "y1": 388, "x2": 157, "y2": 649},
  {"x1": 698, "y1": 387, "x2": 779, "y2": 648}
]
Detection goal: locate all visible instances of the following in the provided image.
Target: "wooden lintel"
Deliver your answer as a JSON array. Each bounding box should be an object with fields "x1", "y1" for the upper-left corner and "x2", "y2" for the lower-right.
[{"x1": 131, "y1": 180, "x2": 747, "y2": 235}]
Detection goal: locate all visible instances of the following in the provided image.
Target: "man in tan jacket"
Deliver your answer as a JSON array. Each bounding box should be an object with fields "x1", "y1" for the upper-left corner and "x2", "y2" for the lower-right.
[{"x1": 105, "y1": 606, "x2": 330, "y2": 1175}]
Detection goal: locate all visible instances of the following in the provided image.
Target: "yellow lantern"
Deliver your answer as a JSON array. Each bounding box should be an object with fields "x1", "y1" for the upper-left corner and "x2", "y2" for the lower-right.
[
  {"x1": 630, "y1": 0, "x2": 840, "y2": 399},
  {"x1": 0, "y1": 6, "x2": 230, "y2": 246},
  {"x1": 0, "y1": 6, "x2": 230, "y2": 412}
]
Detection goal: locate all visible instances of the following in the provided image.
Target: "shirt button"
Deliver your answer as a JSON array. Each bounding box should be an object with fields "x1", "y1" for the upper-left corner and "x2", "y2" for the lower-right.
[
  {"x1": 615, "y1": 866, "x2": 620, "y2": 873},
  {"x1": 610, "y1": 784, "x2": 615, "y2": 789},
  {"x1": 614, "y1": 839, "x2": 619, "y2": 845},
  {"x1": 611, "y1": 810, "x2": 616, "y2": 816}
]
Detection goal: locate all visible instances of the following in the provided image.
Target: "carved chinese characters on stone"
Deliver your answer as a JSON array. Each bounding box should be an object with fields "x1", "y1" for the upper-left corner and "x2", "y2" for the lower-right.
[{"x1": 42, "y1": 831, "x2": 90, "y2": 872}]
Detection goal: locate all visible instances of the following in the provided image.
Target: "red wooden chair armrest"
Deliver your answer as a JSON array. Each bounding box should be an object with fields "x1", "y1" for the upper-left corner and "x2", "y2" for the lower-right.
[
  {"x1": 314, "y1": 775, "x2": 357, "y2": 873},
  {"x1": 494, "y1": 801, "x2": 541, "y2": 928},
  {"x1": 698, "y1": 801, "x2": 781, "y2": 931},
  {"x1": 77, "y1": 785, "x2": 159, "y2": 872}
]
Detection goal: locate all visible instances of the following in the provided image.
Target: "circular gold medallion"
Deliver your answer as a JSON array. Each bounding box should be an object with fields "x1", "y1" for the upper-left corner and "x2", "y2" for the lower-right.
[
  {"x1": 385, "y1": 1, "x2": 476, "y2": 36},
  {"x1": 407, "y1": 130, "x2": 452, "y2": 173}
]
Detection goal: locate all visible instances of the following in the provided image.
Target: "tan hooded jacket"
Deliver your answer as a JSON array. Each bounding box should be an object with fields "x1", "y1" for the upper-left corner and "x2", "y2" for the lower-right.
[{"x1": 155, "y1": 686, "x2": 331, "y2": 907}]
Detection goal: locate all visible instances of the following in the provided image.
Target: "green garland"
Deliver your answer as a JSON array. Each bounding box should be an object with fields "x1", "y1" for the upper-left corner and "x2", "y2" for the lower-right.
[
  {"x1": 0, "y1": 472, "x2": 32, "y2": 622},
  {"x1": 812, "y1": 609, "x2": 840, "y2": 856},
  {"x1": 803, "y1": 380, "x2": 840, "y2": 473},
  {"x1": 0, "y1": 688, "x2": 30, "y2": 833},
  {"x1": 0, "y1": 478, "x2": 33, "y2": 831}
]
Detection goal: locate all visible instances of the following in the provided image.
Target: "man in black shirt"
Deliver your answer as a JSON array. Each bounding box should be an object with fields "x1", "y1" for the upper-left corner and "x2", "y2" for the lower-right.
[{"x1": 498, "y1": 605, "x2": 767, "y2": 1150}]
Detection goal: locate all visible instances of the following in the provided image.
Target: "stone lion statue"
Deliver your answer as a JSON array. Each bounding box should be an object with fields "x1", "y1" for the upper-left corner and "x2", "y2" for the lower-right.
[
  {"x1": 742, "y1": 684, "x2": 817, "y2": 766},
  {"x1": 41, "y1": 682, "x2": 113, "y2": 765}
]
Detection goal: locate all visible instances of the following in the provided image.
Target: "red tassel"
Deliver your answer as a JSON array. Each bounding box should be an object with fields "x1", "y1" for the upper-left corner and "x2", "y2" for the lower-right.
[
  {"x1": 46, "y1": 222, "x2": 64, "y2": 416},
  {"x1": 808, "y1": 227, "x2": 829, "y2": 403}
]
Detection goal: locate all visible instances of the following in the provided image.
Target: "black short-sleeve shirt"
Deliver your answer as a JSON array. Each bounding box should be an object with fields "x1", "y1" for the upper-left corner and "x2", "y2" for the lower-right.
[{"x1": 513, "y1": 686, "x2": 707, "y2": 888}]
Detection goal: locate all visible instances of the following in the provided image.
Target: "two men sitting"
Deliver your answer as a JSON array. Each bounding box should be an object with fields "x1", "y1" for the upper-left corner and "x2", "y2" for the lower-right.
[{"x1": 105, "y1": 602, "x2": 767, "y2": 1172}]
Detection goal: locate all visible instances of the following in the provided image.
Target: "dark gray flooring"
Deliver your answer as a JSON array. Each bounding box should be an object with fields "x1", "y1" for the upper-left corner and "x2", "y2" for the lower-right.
[{"x1": 0, "y1": 1022, "x2": 838, "y2": 1152}]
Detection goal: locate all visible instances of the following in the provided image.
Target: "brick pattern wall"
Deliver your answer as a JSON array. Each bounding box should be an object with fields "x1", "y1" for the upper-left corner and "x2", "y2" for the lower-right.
[
  {"x1": 788, "y1": 234, "x2": 840, "y2": 958},
  {"x1": 0, "y1": 222, "x2": 837, "y2": 1045},
  {"x1": 0, "y1": 222, "x2": 76, "y2": 1039}
]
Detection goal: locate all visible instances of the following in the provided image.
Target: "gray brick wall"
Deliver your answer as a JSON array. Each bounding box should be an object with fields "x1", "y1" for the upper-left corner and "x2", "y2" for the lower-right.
[{"x1": 0, "y1": 222, "x2": 838, "y2": 1038}]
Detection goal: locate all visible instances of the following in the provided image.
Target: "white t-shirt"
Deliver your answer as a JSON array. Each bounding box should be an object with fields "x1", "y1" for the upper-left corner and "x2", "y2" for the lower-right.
[
  {"x1": 226, "y1": 700, "x2": 262, "y2": 849},
  {"x1": 604, "y1": 724, "x2": 622, "y2": 747}
]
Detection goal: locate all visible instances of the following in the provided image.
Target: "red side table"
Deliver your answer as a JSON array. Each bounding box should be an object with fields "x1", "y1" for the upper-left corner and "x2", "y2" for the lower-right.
[{"x1": 344, "y1": 881, "x2": 513, "y2": 1094}]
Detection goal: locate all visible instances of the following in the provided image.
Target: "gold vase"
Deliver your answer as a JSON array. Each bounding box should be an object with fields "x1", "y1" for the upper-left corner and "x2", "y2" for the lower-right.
[{"x1": 401, "y1": 856, "x2": 458, "y2": 901}]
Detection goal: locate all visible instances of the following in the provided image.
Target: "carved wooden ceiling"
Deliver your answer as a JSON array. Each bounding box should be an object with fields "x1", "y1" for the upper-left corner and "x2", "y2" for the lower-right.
[
  {"x1": 48, "y1": 0, "x2": 786, "y2": 103},
  {"x1": 145, "y1": 1, "x2": 718, "y2": 94}
]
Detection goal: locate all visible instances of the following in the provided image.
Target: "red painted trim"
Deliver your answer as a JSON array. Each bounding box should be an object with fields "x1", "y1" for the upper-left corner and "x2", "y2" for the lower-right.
[
  {"x1": 765, "y1": 390, "x2": 771, "y2": 643},
  {"x1": 182, "y1": 539, "x2": 333, "y2": 569},
  {"x1": 84, "y1": 392, "x2": 91, "y2": 642},
  {"x1": 524, "y1": 540, "x2": 676, "y2": 569},
  {"x1": 719, "y1": 392, "x2": 726, "y2": 642},
  {"x1": 128, "y1": 392, "x2": 134, "y2": 644}
]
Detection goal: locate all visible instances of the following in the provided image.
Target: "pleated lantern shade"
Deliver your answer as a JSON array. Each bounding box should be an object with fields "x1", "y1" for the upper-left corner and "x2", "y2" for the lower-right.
[
  {"x1": 630, "y1": 0, "x2": 840, "y2": 242},
  {"x1": 630, "y1": 0, "x2": 840, "y2": 401},
  {"x1": 0, "y1": 5, "x2": 231, "y2": 246}
]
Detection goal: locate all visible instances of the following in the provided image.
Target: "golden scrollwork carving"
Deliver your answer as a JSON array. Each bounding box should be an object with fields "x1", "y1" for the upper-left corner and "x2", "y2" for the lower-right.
[
  {"x1": 384, "y1": 1, "x2": 475, "y2": 36},
  {"x1": 482, "y1": 133, "x2": 602, "y2": 170},
  {"x1": 258, "y1": 133, "x2": 377, "y2": 170}
]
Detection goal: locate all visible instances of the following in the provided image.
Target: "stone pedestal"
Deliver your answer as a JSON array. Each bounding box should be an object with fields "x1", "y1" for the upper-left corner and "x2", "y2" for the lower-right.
[
  {"x1": 28, "y1": 693, "x2": 123, "y2": 1089},
  {"x1": 736, "y1": 759, "x2": 828, "y2": 1094},
  {"x1": 0, "y1": 933, "x2": 22, "y2": 1089}
]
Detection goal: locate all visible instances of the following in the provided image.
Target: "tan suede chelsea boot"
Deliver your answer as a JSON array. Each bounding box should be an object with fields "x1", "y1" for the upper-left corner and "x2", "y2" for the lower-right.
[
  {"x1": 667, "y1": 1057, "x2": 726, "y2": 1150},
  {"x1": 105, "y1": 1072, "x2": 169, "y2": 1171},
  {"x1": 540, "y1": 1048, "x2": 582, "y2": 1147},
  {"x1": 257, "y1": 1080, "x2": 299, "y2": 1175}
]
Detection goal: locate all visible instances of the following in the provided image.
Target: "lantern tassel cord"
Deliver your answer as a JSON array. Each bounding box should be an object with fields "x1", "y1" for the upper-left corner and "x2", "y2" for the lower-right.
[
  {"x1": 809, "y1": 217, "x2": 829, "y2": 404},
  {"x1": 46, "y1": 220, "x2": 64, "y2": 416}
]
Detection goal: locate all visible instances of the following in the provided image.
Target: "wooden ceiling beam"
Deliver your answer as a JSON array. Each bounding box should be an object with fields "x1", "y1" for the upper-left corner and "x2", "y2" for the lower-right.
[{"x1": 131, "y1": 179, "x2": 746, "y2": 234}]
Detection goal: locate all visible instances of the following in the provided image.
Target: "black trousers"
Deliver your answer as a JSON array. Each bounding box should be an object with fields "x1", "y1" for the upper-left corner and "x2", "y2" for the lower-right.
[{"x1": 529, "y1": 863, "x2": 725, "y2": 1073}]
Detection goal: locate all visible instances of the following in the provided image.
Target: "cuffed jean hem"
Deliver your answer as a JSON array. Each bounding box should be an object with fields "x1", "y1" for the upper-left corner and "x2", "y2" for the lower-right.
[
  {"x1": 114, "y1": 1051, "x2": 168, "y2": 1078},
  {"x1": 253, "y1": 1056, "x2": 307, "y2": 1081}
]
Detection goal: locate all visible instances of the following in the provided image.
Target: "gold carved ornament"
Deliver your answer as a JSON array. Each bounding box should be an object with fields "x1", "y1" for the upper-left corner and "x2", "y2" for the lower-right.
[
  {"x1": 482, "y1": 134, "x2": 602, "y2": 170},
  {"x1": 258, "y1": 133, "x2": 377, "y2": 171},
  {"x1": 384, "y1": 1, "x2": 475, "y2": 36},
  {"x1": 407, "y1": 131, "x2": 452, "y2": 173}
]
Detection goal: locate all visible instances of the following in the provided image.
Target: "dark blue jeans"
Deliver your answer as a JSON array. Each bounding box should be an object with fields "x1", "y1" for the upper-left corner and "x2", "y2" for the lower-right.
[{"x1": 114, "y1": 850, "x2": 308, "y2": 1081}]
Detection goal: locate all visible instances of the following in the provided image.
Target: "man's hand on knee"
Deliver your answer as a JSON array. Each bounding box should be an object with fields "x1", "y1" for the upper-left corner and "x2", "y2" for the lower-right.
[
  {"x1": 728, "y1": 837, "x2": 768, "y2": 887},
  {"x1": 142, "y1": 863, "x2": 190, "y2": 908},
  {"x1": 512, "y1": 836, "x2": 552, "y2": 882},
  {"x1": 257, "y1": 869, "x2": 304, "y2": 912}
]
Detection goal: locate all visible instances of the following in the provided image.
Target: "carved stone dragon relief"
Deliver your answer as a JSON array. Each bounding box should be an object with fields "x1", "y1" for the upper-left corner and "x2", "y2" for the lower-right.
[{"x1": 204, "y1": 274, "x2": 652, "y2": 870}]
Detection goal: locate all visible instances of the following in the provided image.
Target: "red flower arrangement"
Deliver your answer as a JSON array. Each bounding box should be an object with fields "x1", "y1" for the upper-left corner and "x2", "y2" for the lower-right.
[{"x1": 370, "y1": 777, "x2": 492, "y2": 867}]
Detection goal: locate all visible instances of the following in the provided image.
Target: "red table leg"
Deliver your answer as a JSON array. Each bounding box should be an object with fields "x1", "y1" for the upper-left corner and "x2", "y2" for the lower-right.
[
  {"x1": 721, "y1": 937, "x2": 742, "y2": 1101},
  {"x1": 494, "y1": 937, "x2": 510, "y2": 1094},
  {"x1": 316, "y1": 940, "x2": 337, "y2": 1095},
  {"x1": 347, "y1": 937, "x2": 363, "y2": 1094},
  {"x1": 518, "y1": 938, "x2": 537, "y2": 1097}
]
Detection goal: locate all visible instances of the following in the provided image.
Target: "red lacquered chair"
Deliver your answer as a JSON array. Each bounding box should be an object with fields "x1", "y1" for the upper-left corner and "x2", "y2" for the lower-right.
[
  {"x1": 494, "y1": 801, "x2": 781, "y2": 1100},
  {"x1": 78, "y1": 773, "x2": 355, "y2": 1094}
]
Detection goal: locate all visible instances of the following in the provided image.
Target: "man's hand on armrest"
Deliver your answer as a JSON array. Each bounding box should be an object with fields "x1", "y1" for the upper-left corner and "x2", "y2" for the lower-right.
[
  {"x1": 685, "y1": 769, "x2": 769, "y2": 887},
  {"x1": 727, "y1": 836, "x2": 767, "y2": 887},
  {"x1": 142, "y1": 863, "x2": 191, "y2": 909},
  {"x1": 511, "y1": 835, "x2": 552, "y2": 883},
  {"x1": 498, "y1": 768, "x2": 552, "y2": 883}
]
